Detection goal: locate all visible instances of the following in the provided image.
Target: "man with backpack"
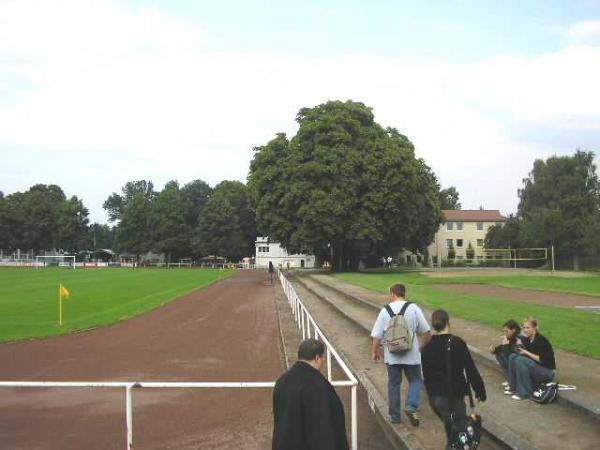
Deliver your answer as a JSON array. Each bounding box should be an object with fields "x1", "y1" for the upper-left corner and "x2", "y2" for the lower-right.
[{"x1": 371, "y1": 283, "x2": 431, "y2": 426}]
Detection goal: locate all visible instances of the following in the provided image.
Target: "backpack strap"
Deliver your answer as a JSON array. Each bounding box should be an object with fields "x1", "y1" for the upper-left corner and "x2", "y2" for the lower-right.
[
  {"x1": 384, "y1": 301, "x2": 412, "y2": 318},
  {"x1": 384, "y1": 304, "x2": 395, "y2": 318},
  {"x1": 399, "y1": 301, "x2": 412, "y2": 316}
]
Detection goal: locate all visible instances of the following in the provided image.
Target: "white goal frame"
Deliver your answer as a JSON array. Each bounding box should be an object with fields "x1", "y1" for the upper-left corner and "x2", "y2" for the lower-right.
[
  {"x1": 482, "y1": 247, "x2": 548, "y2": 261},
  {"x1": 35, "y1": 255, "x2": 76, "y2": 269}
]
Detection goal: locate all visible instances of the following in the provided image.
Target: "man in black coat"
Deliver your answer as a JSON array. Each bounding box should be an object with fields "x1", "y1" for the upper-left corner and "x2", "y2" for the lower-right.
[{"x1": 272, "y1": 339, "x2": 349, "y2": 450}]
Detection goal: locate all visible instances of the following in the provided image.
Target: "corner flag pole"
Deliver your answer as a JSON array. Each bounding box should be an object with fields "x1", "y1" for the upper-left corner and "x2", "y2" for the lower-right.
[
  {"x1": 58, "y1": 283, "x2": 70, "y2": 326},
  {"x1": 59, "y1": 284, "x2": 63, "y2": 326}
]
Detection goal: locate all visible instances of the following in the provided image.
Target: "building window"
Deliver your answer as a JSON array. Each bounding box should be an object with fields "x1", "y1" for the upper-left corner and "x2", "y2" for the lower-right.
[
  {"x1": 477, "y1": 239, "x2": 483, "y2": 247},
  {"x1": 446, "y1": 222, "x2": 453, "y2": 231},
  {"x1": 456, "y1": 239, "x2": 463, "y2": 247},
  {"x1": 456, "y1": 222, "x2": 463, "y2": 231},
  {"x1": 258, "y1": 246, "x2": 270, "y2": 253},
  {"x1": 477, "y1": 222, "x2": 483, "y2": 231},
  {"x1": 446, "y1": 239, "x2": 453, "y2": 248}
]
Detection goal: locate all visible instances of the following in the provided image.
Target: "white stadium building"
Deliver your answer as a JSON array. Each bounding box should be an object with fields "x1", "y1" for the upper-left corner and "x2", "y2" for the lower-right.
[{"x1": 254, "y1": 237, "x2": 316, "y2": 269}]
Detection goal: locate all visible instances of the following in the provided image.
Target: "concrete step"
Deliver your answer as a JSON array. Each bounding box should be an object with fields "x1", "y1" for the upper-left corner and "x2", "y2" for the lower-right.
[
  {"x1": 289, "y1": 275, "x2": 508, "y2": 450},
  {"x1": 292, "y1": 273, "x2": 600, "y2": 450},
  {"x1": 308, "y1": 273, "x2": 600, "y2": 421}
]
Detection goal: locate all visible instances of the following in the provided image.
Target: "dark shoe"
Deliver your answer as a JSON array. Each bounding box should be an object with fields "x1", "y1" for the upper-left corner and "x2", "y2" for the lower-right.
[{"x1": 404, "y1": 409, "x2": 420, "y2": 427}]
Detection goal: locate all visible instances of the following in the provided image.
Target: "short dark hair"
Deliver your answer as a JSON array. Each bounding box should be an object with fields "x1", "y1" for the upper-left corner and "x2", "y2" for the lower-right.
[
  {"x1": 503, "y1": 319, "x2": 521, "y2": 334},
  {"x1": 389, "y1": 283, "x2": 406, "y2": 298},
  {"x1": 297, "y1": 339, "x2": 325, "y2": 361},
  {"x1": 431, "y1": 309, "x2": 450, "y2": 332}
]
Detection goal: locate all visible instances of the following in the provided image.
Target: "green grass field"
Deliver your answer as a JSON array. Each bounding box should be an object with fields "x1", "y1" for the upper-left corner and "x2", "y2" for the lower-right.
[
  {"x1": 334, "y1": 270, "x2": 600, "y2": 359},
  {"x1": 0, "y1": 267, "x2": 234, "y2": 342}
]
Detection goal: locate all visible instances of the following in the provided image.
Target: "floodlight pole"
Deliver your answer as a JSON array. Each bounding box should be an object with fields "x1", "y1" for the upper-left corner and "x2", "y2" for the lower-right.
[{"x1": 551, "y1": 243, "x2": 555, "y2": 273}]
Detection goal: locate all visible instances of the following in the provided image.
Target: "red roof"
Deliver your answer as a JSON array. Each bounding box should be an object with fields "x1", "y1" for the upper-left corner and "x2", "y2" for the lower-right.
[{"x1": 442, "y1": 210, "x2": 506, "y2": 222}]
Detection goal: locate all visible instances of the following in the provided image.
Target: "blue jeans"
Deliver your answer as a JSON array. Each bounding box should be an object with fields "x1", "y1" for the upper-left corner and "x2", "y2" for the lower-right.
[
  {"x1": 508, "y1": 354, "x2": 555, "y2": 398},
  {"x1": 386, "y1": 363, "x2": 422, "y2": 421},
  {"x1": 495, "y1": 352, "x2": 509, "y2": 378}
]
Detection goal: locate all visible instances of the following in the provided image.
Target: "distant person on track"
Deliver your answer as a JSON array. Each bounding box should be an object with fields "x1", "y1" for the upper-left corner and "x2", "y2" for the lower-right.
[
  {"x1": 272, "y1": 339, "x2": 349, "y2": 450},
  {"x1": 421, "y1": 309, "x2": 486, "y2": 450},
  {"x1": 505, "y1": 317, "x2": 556, "y2": 400},
  {"x1": 268, "y1": 261, "x2": 275, "y2": 285},
  {"x1": 370, "y1": 283, "x2": 431, "y2": 426},
  {"x1": 489, "y1": 319, "x2": 523, "y2": 385}
]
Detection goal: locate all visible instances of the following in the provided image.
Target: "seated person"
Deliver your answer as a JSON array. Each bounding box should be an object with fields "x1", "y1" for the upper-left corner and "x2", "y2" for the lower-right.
[
  {"x1": 505, "y1": 317, "x2": 556, "y2": 400},
  {"x1": 489, "y1": 319, "x2": 523, "y2": 383}
]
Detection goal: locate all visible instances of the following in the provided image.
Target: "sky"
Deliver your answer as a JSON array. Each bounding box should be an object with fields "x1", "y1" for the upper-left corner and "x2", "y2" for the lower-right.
[{"x1": 1, "y1": 0, "x2": 600, "y2": 224}]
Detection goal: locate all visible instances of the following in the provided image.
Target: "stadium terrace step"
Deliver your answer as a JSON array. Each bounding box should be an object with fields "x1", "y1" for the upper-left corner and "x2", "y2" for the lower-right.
[
  {"x1": 288, "y1": 276, "x2": 510, "y2": 450},
  {"x1": 289, "y1": 272, "x2": 600, "y2": 450},
  {"x1": 306, "y1": 273, "x2": 600, "y2": 422}
]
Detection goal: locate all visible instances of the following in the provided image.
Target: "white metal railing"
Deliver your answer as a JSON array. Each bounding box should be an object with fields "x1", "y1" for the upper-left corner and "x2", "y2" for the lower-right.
[
  {"x1": 278, "y1": 270, "x2": 358, "y2": 450},
  {"x1": 0, "y1": 380, "x2": 275, "y2": 449},
  {"x1": 0, "y1": 271, "x2": 359, "y2": 450}
]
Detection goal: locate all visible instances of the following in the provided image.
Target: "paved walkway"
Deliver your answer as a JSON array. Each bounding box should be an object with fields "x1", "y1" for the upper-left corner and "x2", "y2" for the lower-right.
[
  {"x1": 274, "y1": 277, "x2": 392, "y2": 449},
  {"x1": 294, "y1": 273, "x2": 600, "y2": 450}
]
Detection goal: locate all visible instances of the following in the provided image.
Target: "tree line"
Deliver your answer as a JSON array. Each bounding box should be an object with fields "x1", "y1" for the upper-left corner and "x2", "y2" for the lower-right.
[
  {"x1": 2, "y1": 100, "x2": 594, "y2": 271},
  {"x1": 102, "y1": 179, "x2": 255, "y2": 262},
  {"x1": 0, "y1": 179, "x2": 256, "y2": 263},
  {"x1": 485, "y1": 150, "x2": 600, "y2": 270}
]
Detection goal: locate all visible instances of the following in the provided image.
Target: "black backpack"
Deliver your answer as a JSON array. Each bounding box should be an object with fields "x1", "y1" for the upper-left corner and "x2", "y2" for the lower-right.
[{"x1": 531, "y1": 382, "x2": 558, "y2": 404}]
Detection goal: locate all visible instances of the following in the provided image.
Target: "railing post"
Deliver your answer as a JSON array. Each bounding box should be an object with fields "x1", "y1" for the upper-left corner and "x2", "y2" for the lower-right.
[
  {"x1": 327, "y1": 347, "x2": 332, "y2": 381},
  {"x1": 126, "y1": 385, "x2": 133, "y2": 450},
  {"x1": 351, "y1": 385, "x2": 357, "y2": 450}
]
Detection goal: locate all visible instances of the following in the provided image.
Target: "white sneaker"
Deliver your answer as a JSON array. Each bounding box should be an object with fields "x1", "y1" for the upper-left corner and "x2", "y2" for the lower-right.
[
  {"x1": 511, "y1": 395, "x2": 524, "y2": 400},
  {"x1": 501, "y1": 381, "x2": 509, "y2": 387},
  {"x1": 504, "y1": 390, "x2": 515, "y2": 395}
]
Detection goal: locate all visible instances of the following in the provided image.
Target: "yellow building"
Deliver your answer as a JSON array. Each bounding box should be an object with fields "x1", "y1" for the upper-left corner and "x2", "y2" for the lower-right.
[{"x1": 427, "y1": 210, "x2": 506, "y2": 264}]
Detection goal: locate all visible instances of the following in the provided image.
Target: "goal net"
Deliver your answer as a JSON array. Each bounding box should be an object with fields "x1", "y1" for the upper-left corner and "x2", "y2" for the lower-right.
[
  {"x1": 482, "y1": 248, "x2": 547, "y2": 261},
  {"x1": 35, "y1": 255, "x2": 76, "y2": 269}
]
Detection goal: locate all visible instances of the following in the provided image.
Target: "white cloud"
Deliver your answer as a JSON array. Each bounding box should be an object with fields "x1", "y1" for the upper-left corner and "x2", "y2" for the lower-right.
[
  {"x1": 1, "y1": 1, "x2": 599, "y2": 223},
  {"x1": 567, "y1": 20, "x2": 600, "y2": 45}
]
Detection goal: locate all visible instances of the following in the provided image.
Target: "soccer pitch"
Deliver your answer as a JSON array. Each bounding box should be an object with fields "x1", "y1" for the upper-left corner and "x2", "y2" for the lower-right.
[{"x1": 0, "y1": 267, "x2": 234, "y2": 342}]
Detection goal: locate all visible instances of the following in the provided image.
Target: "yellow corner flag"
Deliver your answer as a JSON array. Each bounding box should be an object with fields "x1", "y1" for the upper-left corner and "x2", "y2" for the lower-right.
[
  {"x1": 60, "y1": 284, "x2": 70, "y2": 299},
  {"x1": 59, "y1": 283, "x2": 70, "y2": 326}
]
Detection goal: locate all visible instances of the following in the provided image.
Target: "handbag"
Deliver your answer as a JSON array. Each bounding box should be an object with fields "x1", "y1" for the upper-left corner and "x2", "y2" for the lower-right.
[
  {"x1": 531, "y1": 382, "x2": 576, "y2": 404},
  {"x1": 444, "y1": 335, "x2": 482, "y2": 450}
]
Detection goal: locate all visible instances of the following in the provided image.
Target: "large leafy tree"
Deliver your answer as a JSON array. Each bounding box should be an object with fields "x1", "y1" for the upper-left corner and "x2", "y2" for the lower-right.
[
  {"x1": 0, "y1": 191, "x2": 8, "y2": 250},
  {"x1": 484, "y1": 215, "x2": 524, "y2": 249},
  {"x1": 103, "y1": 180, "x2": 156, "y2": 257},
  {"x1": 196, "y1": 180, "x2": 256, "y2": 261},
  {"x1": 438, "y1": 186, "x2": 461, "y2": 210},
  {"x1": 517, "y1": 150, "x2": 600, "y2": 269},
  {"x1": 57, "y1": 195, "x2": 90, "y2": 251},
  {"x1": 150, "y1": 180, "x2": 190, "y2": 262},
  {"x1": 248, "y1": 100, "x2": 442, "y2": 271},
  {"x1": 0, "y1": 185, "x2": 89, "y2": 253},
  {"x1": 89, "y1": 223, "x2": 116, "y2": 250},
  {"x1": 180, "y1": 179, "x2": 213, "y2": 257}
]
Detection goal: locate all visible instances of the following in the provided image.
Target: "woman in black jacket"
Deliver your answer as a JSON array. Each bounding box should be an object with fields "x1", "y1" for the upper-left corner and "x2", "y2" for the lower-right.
[
  {"x1": 489, "y1": 319, "x2": 522, "y2": 382},
  {"x1": 422, "y1": 309, "x2": 486, "y2": 449},
  {"x1": 505, "y1": 317, "x2": 556, "y2": 400}
]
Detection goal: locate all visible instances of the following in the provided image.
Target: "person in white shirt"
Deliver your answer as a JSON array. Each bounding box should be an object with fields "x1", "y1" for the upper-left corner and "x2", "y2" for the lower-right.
[{"x1": 371, "y1": 283, "x2": 431, "y2": 425}]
